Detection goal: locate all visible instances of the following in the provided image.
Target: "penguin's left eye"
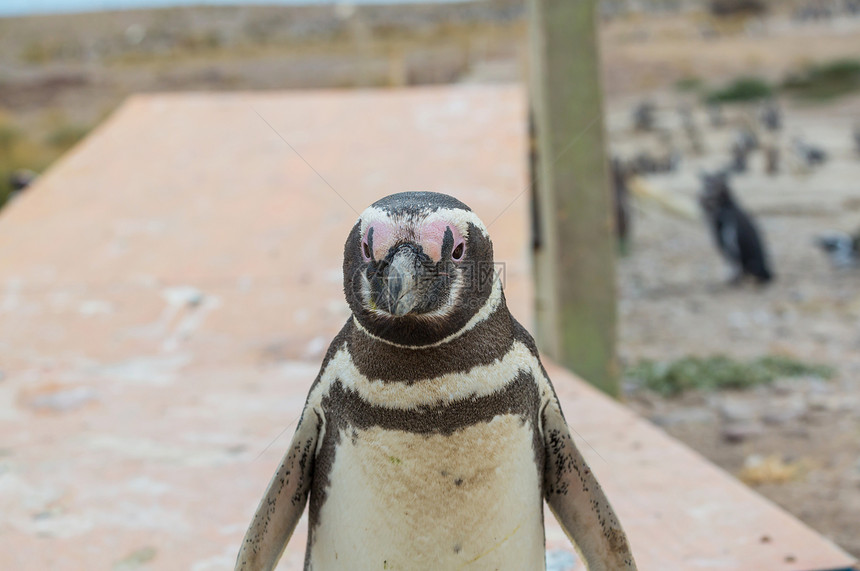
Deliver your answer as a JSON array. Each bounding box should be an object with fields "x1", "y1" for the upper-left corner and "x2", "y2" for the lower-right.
[
  {"x1": 362, "y1": 241, "x2": 372, "y2": 260},
  {"x1": 451, "y1": 241, "x2": 465, "y2": 261}
]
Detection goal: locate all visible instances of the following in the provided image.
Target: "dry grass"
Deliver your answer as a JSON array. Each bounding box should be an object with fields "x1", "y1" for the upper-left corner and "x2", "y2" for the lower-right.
[
  {"x1": 0, "y1": 110, "x2": 92, "y2": 207},
  {"x1": 738, "y1": 454, "x2": 811, "y2": 486}
]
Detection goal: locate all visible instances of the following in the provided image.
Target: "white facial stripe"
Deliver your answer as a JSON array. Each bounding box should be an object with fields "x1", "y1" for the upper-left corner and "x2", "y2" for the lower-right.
[
  {"x1": 359, "y1": 270, "x2": 374, "y2": 310},
  {"x1": 352, "y1": 273, "x2": 502, "y2": 349},
  {"x1": 358, "y1": 205, "x2": 489, "y2": 257},
  {"x1": 423, "y1": 207, "x2": 489, "y2": 238},
  {"x1": 314, "y1": 338, "x2": 537, "y2": 411},
  {"x1": 358, "y1": 206, "x2": 394, "y2": 238}
]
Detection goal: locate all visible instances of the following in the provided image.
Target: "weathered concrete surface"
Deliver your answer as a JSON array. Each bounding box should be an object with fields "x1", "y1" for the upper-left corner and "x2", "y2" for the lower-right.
[
  {"x1": 0, "y1": 86, "x2": 532, "y2": 571},
  {"x1": 0, "y1": 86, "x2": 854, "y2": 570}
]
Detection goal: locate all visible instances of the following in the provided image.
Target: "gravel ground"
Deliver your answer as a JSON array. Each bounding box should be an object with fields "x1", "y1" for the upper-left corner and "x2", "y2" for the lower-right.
[{"x1": 611, "y1": 93, "x2": 860, "y2": 558}]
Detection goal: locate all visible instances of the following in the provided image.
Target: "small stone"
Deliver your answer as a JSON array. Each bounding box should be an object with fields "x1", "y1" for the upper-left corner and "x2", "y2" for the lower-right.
[
  {"x1": 718, "y1": 398, "x2": 759, "y2": 422},
  {"x1": 807, "y1": 393, "x2": 842, "y2": 412},
  {"x1": 782, "y1": 426, "x2": 810, "y2": 438},
  {"x1": 770, "y1": 378, "x2": 801, "y2": 395},
  {"x1": 762, "y1": 394, "x2": 807, "y2": 425},
  {"x1": 805, "y1": 377, "x2": 831, "y2": 395},
  {"x1": 721, "y1": 421, "x2": 764, "y2": 443},
  {"x1": 808, "y1": 393, "x2": 860, "y2": 414},
  {"x1": 650, "y1": 407, "x2": 715, "y2": 427}
]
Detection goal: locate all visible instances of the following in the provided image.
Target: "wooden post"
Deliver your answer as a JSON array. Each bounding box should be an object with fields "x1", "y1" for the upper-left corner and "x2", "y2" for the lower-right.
[{"x1": 528, "y1": 0, "x2": 619, "y2": 395}]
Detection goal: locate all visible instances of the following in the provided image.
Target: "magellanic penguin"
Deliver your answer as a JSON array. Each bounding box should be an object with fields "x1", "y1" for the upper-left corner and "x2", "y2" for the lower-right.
[
  {"x1": 815, "y1": 229, "x2": 860, "y2": 268},
  {"x1": 235, "y1": 192, "x2": 637, "y2": 571},
  {"x1": 699, "y1": 172, "x2": 774, "y2": 284}
]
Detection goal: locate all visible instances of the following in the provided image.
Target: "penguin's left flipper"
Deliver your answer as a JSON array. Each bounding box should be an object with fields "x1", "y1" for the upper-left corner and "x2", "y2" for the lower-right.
[
  {"x1": 235, "y1": 406, "x2": 321, "y2": 571},
  {"x1": 542, "y1": 393, "x2": 638, "y2": 571}
]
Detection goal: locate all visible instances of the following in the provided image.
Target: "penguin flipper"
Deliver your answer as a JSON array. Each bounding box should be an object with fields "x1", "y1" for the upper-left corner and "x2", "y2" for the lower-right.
[
  {"x1": 235, "y1": 407, "x2": 321, "y2": 571},
  {"x1": 541, "y1": 394, "x2": 637, "y2": 571}
]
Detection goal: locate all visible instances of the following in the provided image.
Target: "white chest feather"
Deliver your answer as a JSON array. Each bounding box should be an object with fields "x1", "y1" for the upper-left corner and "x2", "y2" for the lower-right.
[{"x1": 310, "y1": 414, "x2": 546, "y2": 570}]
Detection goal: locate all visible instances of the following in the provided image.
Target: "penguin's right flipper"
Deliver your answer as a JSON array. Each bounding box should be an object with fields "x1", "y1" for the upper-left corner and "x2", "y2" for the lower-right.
[
  {"x1": 541, "y1": 393, "x2": 637, "y2": 571},
  {"x1": 235, "y1": 406, "x2": 321, "y2": 571}
]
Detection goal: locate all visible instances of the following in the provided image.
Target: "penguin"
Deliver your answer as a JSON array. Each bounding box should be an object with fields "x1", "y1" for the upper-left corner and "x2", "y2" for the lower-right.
[
  {"x1": 632, "y1": 101, "x2": 655, "y2": 132},
  {"x1": 235, "y1": 192, "x2": 637, "y2": 571},
  {"x1": 730, "y1": 140, "x2": 749, "y2": 173},
  {"x1": 792, "y1": 137, "x2": 827, "y2": 168},
  {"x1": 764, "y1": 142, "x2": 780, "y2": 176},
  {"x1": 707, "y1": 103, "x2": 724, "y2": 128},
  {"x1": 679, "y1": 105, "x2": 704, "y2": 155},
  {"x1": 611, "y1": 157, "x2": 632, "y2": 253},
  {"x1": 699, "y1": 172, "x2": 774, "y2": 284},
  {"x1": 759, "y1": 100, "x2": 782, "y2": 132},
  {"x1": 735, "y1": 127, "x2": 759, "y2": 153},
  {"x1": 815, "y1": 229, "x2": 860, "y2": 268},
  {"x1": 7, "y1": 169, "x2": 37, "y2": 201}
]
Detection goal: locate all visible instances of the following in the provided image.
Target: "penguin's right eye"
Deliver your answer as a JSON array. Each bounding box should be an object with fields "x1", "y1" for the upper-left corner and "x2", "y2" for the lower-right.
[
  {"x1": 451, "y1": 242, "x2": 465, "y2": 261},
  {"x1": 362, "y1": 241, "x2": 372, "y2": 260}
]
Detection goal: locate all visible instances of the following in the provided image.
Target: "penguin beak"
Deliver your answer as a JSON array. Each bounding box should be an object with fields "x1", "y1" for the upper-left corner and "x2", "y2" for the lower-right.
[{"x1": 379, "y1": 246, "x2": 423, "y2": 317}]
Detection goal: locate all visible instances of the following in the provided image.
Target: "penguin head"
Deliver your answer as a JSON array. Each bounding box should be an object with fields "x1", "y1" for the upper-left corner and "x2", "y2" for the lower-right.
[
  {"x1": 698, "y1": 170, "x2": 734, "y2": 212},
  {"x1": 343, "y1": 192, "x2": 496, "y2": 346}
]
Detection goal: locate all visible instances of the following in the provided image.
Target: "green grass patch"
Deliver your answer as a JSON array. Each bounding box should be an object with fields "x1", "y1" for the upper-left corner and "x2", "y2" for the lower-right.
[
  {"x1": 781, "y1": 58, "x2": 860, "y2": 100},
  {"x1": 626, "y1": 355, "x2": 835, "y2": 397},
  {"x1": 705, "y1": 76, "x2": 773, "y2": 103}
]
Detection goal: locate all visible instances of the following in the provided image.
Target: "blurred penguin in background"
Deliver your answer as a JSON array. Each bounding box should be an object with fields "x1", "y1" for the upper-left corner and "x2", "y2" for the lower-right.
[
  {"x1": 816, "y1": 228, "x2": 860, "y2": 268},
  {"x1": 7, "y1": 169, "x2": 37, "y2": 201},
  {"x1": 792, "y1": 137, "x2": 828, "y2": 168},
  {"x1": 611, "y1": 157, "x2": 632, "y2": 254},
  {"x1": 764, "y1": 143, "x2": 780, "y2": 176},
  {"x1": 760, "y1": 100, "x2": 782, "y2": 132},
  {"x1": 708, "y1": 103, "x2": 724, "y2": 128},
  {"x1": 736, "y1": 127, "x2": 759, "y2": 153},
  {"x1": 680, "y1": 104, "x2": 704, "y2": 155},
  {"x1": 699, "y1": 171, "x2": 774, "y2": 284},
  {"x1": 731, "y1": 140, "x2": 749, "y2": 173},
  {"x1": 729, "y1": 127, "x2": 759, "y2": 173},
  {"x1": 633, "y1": 100, "x2": 656, "y2": 132}
]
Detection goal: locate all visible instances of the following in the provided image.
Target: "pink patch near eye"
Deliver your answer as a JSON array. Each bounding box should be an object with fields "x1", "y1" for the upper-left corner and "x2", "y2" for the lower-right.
[
  {"x1": 364, "y1": 223, "x2": 395, "y2": 261},
  {"x1": 420, "y1": 220, "x2": 465, "y2": 262}
]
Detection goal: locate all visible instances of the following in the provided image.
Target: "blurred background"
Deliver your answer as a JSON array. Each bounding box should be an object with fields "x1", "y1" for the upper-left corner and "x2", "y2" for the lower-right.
[{"x1": 1, "y1": 0, "x2": 859, "y2": 567}]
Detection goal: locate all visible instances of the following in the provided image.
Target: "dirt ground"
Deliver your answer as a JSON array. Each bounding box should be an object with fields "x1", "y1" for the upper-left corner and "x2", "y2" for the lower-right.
[
  {"x1": 610, "y1": 93, "x2": 860, "y2": 557},
  {"x1": 1, "y1": 0, "x2": 860, "y2": 561}
]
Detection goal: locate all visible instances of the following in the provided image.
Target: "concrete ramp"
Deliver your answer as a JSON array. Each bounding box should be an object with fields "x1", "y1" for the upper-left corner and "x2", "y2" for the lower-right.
[{"x1": 0, "y1": 86, "x2": 854, "y2": 570}]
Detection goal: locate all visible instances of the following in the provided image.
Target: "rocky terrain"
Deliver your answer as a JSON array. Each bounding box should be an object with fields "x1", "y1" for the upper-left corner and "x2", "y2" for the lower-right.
[{"x1": 611, "y1": 94, "x2": 860, "y2": 556}]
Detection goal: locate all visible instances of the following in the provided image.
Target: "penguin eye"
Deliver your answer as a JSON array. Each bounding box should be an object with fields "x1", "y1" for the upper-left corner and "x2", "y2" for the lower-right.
[
  {"x1": 451, "y1": 242, "x2": 465, "y2": 261},
  {"x1": 362, "y1": 241, "x2": 372, "y2": 260}
]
